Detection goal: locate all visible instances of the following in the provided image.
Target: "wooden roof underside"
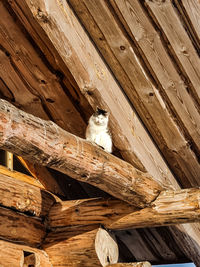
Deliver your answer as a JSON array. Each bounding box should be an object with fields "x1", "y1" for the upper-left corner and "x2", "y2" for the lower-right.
[{"x1": 0, "y1": 0, "x2": 199, "y2": 265}]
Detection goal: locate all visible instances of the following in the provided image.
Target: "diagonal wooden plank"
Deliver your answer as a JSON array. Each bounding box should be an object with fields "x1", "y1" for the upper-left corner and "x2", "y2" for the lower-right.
[
  {"x1": 145, "y1": 0, "x2": 200, "y2": 107},
  {"x1": 68, "y1": 0, "x2": 200, "y2": 187}
]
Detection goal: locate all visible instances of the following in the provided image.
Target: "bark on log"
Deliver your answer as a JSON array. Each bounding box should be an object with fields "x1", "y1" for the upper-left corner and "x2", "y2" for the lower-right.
[
  {"x1": 48, "y1": 188, "x2": 200, "y2": 230},
  {"x1": 0, "y1": 99, "x2": 162, "y2": 207},
  {"x1": 0, "y1": 239, "x2": 52, "y2": 267},
  {"x1": 108, "y1": 263, "x2": 151, "y2": 267},
  {"x1": 44, "y1": 227, "x2": 118, "y2": 267}
]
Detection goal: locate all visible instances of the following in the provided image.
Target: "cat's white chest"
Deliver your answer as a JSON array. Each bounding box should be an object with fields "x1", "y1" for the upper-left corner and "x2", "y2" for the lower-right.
[{"x1": 86, "y1": 124, "x2": 112, "y2": 153}]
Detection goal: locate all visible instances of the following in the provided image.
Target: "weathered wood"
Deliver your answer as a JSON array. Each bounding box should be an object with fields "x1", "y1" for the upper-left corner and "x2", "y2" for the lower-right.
[
  {"x1": 174, "y1": 0, "x2": 200, "y2": 54},
  {"x1": 0, "y1": 99, "x2": 162, "y2": 207},
  {"x1": 18, "y1": 156, "x2": 65, "y2": 196},
  {"x1": 0, "y1": 206, "x2": 45, "y2": 246},
  {"x1": 0, "y1": 169, "x2": 55, "y2": 217},
  {"x1": 0, "y1": 164, "x2": 44, "y2": 189},
  {"x1": 145, "y1": 0, "x2": 200, "y2": 107},
  {"x1": 48, "y1": 188, "x2": 200, "y2": 230},
  {"x1": 108, "y1": 263, "x2": 151, "y2": 267},
  {"x1": 0, "y1": 239, "x2": 52, "y2": 267},
  {"x1": 8, "y1": 0, "x2": 179, "y2": 192},
  {"x1": 48, "y1": 198, "x2": 136, "y2": 228},
  {"x1": 44, "y1": 227, "x2": 118, "y2": 267},
  {"x1": 69, "y1": 0, "x2": 200, "y2": 188}
]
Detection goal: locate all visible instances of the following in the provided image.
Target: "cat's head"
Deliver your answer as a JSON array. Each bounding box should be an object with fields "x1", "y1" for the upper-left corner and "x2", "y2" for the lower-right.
[{"x1": 92, "y1": 107, "x2": 109, "y2": 126}]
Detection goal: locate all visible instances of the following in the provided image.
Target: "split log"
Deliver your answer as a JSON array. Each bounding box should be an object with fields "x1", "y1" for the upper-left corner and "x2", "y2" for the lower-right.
[
  {"x1": 0, "y1": 170, "x2": 55, "y2": 217},
  {"x1": 0, "y1": 239, "x2": 52, "y2": 267},
  {"x1": 48, "y1": 188, "x2": 200, "y2": 230},
  {"x1": 0, "y1": 99, "x2": 162, "y2": 207},
  {"x1": 108, "y1": 263, "x2": 151, "y2": 267},
  {"x1": 44, "y1": 227, "x2": 118, "y2": 267}
]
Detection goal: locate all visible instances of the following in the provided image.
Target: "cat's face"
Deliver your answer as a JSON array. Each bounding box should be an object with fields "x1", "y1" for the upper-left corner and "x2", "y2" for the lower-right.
[{"x1": 92, "y1": 108, "x2": 109, "y2": 126}]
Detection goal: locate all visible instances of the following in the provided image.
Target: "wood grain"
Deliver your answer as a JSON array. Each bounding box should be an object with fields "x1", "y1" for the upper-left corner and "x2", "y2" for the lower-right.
[
  {"x1": 0, "y1": 239, "x2": 52, "y2": 267},
  {"x1": 0, "y1": 99, "x2": 162, "y2": 207},
  {"x1": 8, "y1": 0, "x2": 180, "y2": 193},
  {"x1": 48, "y1": 188, "x2": 200, "y2": 230},
  {"x1": 69, "y1": 0, "x2": 200, "y2": 188},
  {"x1": 0, "y1": 170, "x2": 55, "y2": 217},
  {"x1": 145, "y1": 0, "x2": 200, "y2": 107},
  {"x1": 0, "y1": 206, "x2": 45, "y2": 246},
  {"x1": 44, "y1": 228, "x2": 102, "y2": 267}
]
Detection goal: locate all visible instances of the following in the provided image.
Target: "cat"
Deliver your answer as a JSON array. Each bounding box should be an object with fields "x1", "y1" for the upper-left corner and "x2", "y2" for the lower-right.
[{"x1": 86, "y1": 107, "x2": 112, "y2": 153}]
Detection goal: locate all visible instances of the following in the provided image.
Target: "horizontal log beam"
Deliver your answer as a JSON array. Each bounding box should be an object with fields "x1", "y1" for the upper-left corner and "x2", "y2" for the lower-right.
[
  {"x1": 0, "y1": 99, "x2": 162, "y2": 207},
  {"x1": 0, "y1": 206, "x2": 45, "y2": 246},
  {"x1": 48, "y1": 188, "x2": 200, "y2": 230},
  {"x1": 0, "y1": 169, "x2": 56, "y2": 217}
]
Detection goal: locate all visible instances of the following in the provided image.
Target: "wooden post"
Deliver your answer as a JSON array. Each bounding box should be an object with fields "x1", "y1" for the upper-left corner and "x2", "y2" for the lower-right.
[{"x1": 0, "y1": 99, "x2": 162, "y2": 207}]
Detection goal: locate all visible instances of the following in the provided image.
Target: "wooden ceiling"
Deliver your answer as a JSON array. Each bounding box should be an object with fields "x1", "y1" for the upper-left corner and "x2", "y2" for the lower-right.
[{"x1": 0, "y1": 0, "x2": 199, "y2": 265}]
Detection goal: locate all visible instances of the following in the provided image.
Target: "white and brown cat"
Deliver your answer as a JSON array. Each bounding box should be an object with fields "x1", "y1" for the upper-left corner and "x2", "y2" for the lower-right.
[{"x1": 86, "y1": 107, "x2": 112, "y2": 153}]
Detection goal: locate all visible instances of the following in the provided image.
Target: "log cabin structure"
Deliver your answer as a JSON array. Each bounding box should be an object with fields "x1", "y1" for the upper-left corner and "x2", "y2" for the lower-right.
[{"x1": 0, "y1": 0, "x2": 199, "y2": 266}]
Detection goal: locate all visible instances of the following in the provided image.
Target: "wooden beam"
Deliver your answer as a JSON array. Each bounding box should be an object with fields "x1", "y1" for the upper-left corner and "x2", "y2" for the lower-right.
[
  {"x1": 0, "y1": 239, "x2": 52, "y2": 267},
  {"x1": 0, "y1": 164, "x2": 44, "y2": 189},
  {"x1": 48, "y1": 188, "x2": 200, "y2": 230},
  {"x1": 18, "y1": 156, "x2": 65, "y2": 196},
  {"x1": 108, "y1": 263, "x2": 151, "y2": 267},
  {"x1": 0, "y1": 99, "x2": 162, "y2": 207},
  {"x1": 0, "y1": 170, "x2": 56, "y2": 217},
  {"x1": 48, "y1": 198, "x2": 136, "y2": 229},
  {"x1": 8, "y1": 0, "x2": 179, "y2": 192},
  {"x1": 44, "y1": 227, "x2": 119, "y2": 267},
  {"x1": 68, "y1": 0, "x2": 200, "y2": 187},
  {"x1": 0, "y1": 206, "x2": 45, "y2": 246}
]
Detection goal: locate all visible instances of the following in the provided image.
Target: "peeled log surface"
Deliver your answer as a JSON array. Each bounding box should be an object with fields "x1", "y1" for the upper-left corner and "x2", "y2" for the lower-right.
[
  {"x1": 108, "y1": 263, "x2": 151, "y2": 267},
  {"x1": 0, "y1": 240, "x2": 52, "y2": 267},
  {"x1": 48, "y1": 188, "x2": 200, "y2": 230},
  {"x1": 0, "y1": 206, "x2": 45, "y2": 246},
  {"x1": 44, "y1": 227, "x2": 118, "y2": 267},
  {"x1": 0, "y1": 170, "x2": 55, "y2": 217},
  {"x1": 0, "y1": 99, "x2": 162, "y2": 207}
]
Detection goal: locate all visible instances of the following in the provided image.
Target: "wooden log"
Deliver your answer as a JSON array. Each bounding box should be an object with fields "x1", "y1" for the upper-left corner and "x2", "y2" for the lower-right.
[
  {"x1": 108, "y1": 263, "x2": 151, "y2": 267},
  {"x1": 48, "y1": 198, "x2": 136, "y2": 228},
  {"x1": 0, "y1": 239, "x2": 52, "y2": 267},
  {"x1": 44, "y1": 227, "x2": 119, "y2": 267},
  {"x1": 0, "y1": 99, "x2": 162, "y2": 207},
  {"x1": 18, "y1": 156, "x2": 65, "y2": 196},
  {"x1": 0, "y1": 164, "x2": 44, "y2": 189},
  {"x1": 48, "y1": 188, "x2": 200, "y2": 230},
  {"x1": 0, "y1": 170, "x2": 56, "y2": 217},
  {"x1": 0, "y1": 206, "x2": 45, "y2": 246}
]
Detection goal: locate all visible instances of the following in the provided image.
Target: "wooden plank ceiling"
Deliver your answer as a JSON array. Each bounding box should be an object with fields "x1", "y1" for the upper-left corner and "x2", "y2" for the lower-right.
[{"x1": 0, "y1": 0, "x2": 199, "y2": 265}]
